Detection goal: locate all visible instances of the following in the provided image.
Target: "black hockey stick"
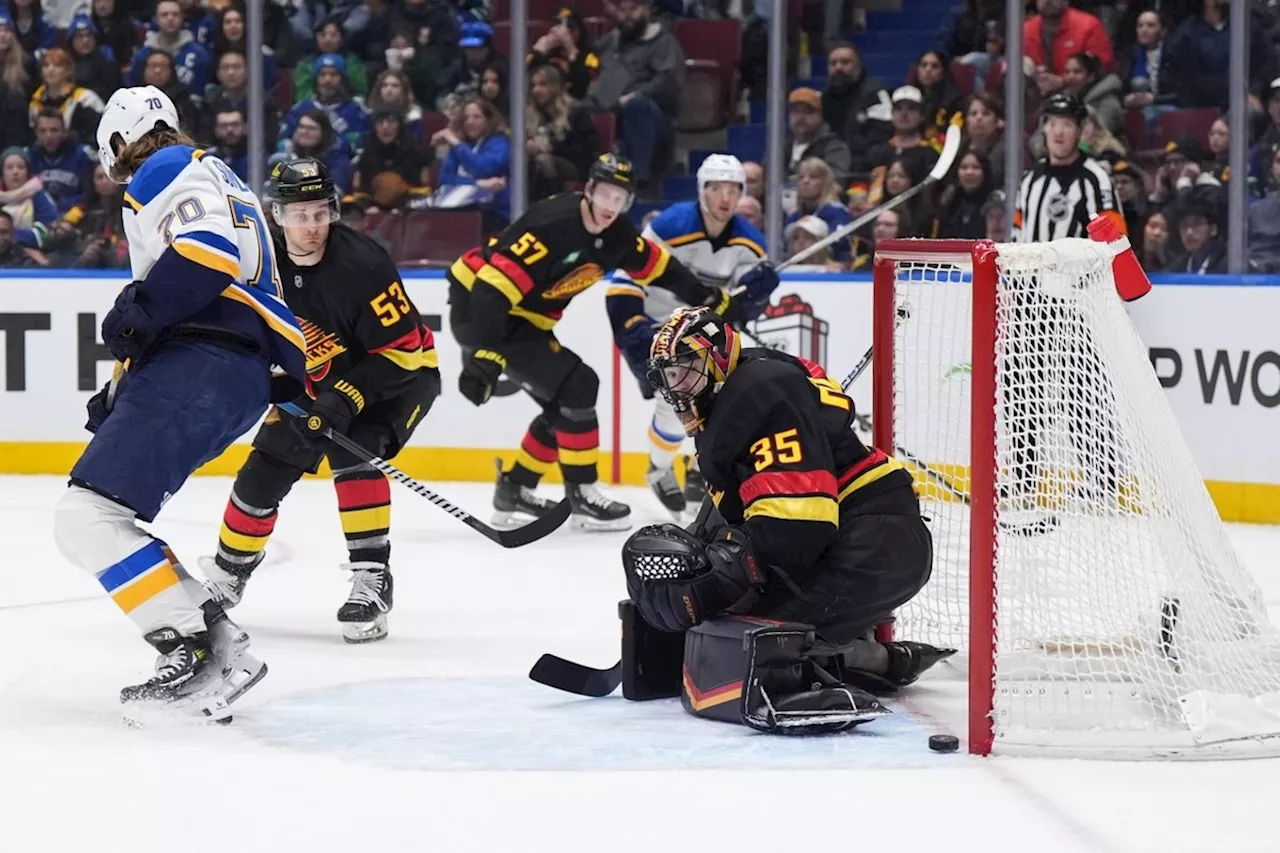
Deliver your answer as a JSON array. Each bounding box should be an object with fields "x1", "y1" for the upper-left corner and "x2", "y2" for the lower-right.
[
  {"x1": 277, "y1": 402, "x2": 571, "y2": 548},
  {"x1": 529, "y1": 654, "x2": 622, "y2": 697}
]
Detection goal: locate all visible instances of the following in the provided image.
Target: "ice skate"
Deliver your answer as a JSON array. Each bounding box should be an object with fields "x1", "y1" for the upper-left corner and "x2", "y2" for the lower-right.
[
  {"x1": 567, "y1": 482, "x2": 632, "y2": 532},
  {"x1": 120, "y1": 625, "x2": 262, "y2": 723},
  {"x1": 683, "y1": 455, "x2": 707, "y2": 506},
  {"x1": 647, "y1": 463, "x2": 687, "y2": 520},
  {"x1": 202, "y1": 601, "x2": 268, "y2": 706},
  {"x1": 491, "y1": 458, "x2": 558, "y2": 530},
  {"x1": 197, "y1": 554, "x2": 254, "y2": 608},
  {"x1": 338, "y1": 562, "x2": 393, "y2": 644}
]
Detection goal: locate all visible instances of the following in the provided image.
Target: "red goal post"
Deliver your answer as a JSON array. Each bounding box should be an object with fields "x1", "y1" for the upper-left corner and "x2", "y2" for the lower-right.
[{"x1": 871, "y1": 238, "x2": 1280, "y2": 760}]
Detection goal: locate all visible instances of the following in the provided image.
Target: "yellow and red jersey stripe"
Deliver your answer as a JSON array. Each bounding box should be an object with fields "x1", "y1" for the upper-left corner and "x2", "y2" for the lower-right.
[{"x1": 739, "y1": 469, "x2": 839, "y2": 526}]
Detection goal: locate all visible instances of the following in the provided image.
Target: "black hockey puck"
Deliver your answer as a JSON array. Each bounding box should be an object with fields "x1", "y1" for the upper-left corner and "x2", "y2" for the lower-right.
[{"x1": 929, "y1": 734, "x2": 960, "y2": 753}]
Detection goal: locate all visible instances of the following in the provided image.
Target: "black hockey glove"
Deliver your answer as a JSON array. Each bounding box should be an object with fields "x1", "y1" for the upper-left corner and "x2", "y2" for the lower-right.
[
  {"x1": 459, "y1": 349, "x2": 506, "y2": 406},
  {"x1": 623, "y1": 524, "x2": 768, "y2": 633},
  {"x1": 269, "y1": 373, "x2": 305, "y2": 404},
  {"x1": 735, "y1": 261, "x2": 781, "y2": 320},
  {"x1": 100, "y1": 281, "x2": 162, "y2": 362},
  {"x1": 302, "y1": 386, "x2": 360, "y2": 438}
]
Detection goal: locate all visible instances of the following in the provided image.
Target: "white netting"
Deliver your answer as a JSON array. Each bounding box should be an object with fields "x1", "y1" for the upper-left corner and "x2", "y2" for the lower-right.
[{"x1": 884, "y1": 239, "x2": 1280, "y2": 758}]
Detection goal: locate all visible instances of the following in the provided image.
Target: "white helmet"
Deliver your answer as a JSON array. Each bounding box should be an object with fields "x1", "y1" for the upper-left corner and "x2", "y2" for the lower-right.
[
  {"x1": 696, "y1": 153, "x2": 746, "y2": 199},
  {"x1": 97, "y1": 86, "x2": 181, "y2": 183}
]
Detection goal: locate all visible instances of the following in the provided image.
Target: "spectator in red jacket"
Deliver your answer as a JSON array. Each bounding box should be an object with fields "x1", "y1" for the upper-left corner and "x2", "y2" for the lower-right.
[{"x1": 1023, "y1": 0, "x2": 1114, "y2": 87}]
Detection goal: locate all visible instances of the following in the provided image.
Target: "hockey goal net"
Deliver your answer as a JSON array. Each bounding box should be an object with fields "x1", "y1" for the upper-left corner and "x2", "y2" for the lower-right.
[{"x1": 872, "y1": 238, "x2": 1280, "y2": 759}]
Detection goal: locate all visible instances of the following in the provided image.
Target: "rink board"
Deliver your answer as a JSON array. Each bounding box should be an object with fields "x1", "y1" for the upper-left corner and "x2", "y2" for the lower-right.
[{"x1": 0, "y1": 270, "x2": 1278, "y2": 522}]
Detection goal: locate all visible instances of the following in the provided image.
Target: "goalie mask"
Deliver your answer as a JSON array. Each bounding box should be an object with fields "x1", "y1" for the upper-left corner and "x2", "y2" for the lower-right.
[{"x1": 647, "y1": 306, "x2": 741, "y2": 435}]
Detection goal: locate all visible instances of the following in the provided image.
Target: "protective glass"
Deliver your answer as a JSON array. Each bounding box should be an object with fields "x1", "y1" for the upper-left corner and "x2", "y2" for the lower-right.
[{"x1": 588, "y1": 180, "x2": 633, "y2": 215}]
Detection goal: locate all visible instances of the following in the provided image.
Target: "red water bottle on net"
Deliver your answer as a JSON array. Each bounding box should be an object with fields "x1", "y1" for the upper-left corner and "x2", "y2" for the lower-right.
[{"x1": 1087, "y1": 213, "x2": 1152, "y2": 302}]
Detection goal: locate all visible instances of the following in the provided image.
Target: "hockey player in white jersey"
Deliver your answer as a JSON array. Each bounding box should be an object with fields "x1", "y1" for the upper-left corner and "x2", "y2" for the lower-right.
[
  {"x1": 607, "y1": 154, "x2": 780, "y2": 517},
  {"x1": 51, "y1": 86, "x2": 307, "y2": 720}
]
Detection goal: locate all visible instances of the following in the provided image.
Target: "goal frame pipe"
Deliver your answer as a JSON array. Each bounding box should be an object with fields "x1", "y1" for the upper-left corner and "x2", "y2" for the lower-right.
[{"x1": 872, "y1": 238, "x2": 998, "y2": 757}]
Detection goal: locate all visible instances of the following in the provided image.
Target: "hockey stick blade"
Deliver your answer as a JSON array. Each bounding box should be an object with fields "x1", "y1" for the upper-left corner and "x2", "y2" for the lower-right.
[
  {"x1": 529, "y1": 654, "x2": 622, "y2": 697},
  {"x1": 278, "y1": 402, "x2": 570, "y2": 548}
]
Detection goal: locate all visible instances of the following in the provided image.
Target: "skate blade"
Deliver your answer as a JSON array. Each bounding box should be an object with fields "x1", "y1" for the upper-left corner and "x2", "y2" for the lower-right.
[
  {"x1": 571, "y1": 514, "x2": 633, "y2": 533},
  {"x1": 341, "y1": 614, "x2": 388, "y2": 644},
  {"x1": 120, "y1": 666, "x2": 265, "y2": 728}
]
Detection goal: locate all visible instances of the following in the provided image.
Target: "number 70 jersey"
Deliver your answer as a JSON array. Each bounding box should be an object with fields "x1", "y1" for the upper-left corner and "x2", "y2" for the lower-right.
[{"x1": 121, "y1": 145, "x2": 305, "y2": 375}]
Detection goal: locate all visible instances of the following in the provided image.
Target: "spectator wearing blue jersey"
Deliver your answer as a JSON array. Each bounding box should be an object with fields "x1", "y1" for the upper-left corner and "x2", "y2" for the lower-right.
[
  {"x1": 273, "y1": 108, "x2": 354, "y2": 194},
  {"x1": 785, "y1": 157, "x2": 854, "y2": 265},
  {"x1": 1, "y1": 146, "x2": 57, "y2": 249},
  {"x1": 432, "y1": 95, "x2": 511, "y2": 223},
  {"x1": 28, "y1": 108, "x2": 93, "y2": 212},
  {"x1": 7, "y1": 0, "x2": 54, "y2": 58},
  {"x1": 67, "y1": 14, "x2": 122, "y2": 102},
  {"x1": 128, "y1": 0, "x2": 212, "y2": 101},
  {"x1": 280, "y1": 53, "x2": 369, "y2": 156}
]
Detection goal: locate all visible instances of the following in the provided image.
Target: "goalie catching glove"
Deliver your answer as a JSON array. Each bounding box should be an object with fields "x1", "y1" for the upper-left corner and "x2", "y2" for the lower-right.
[{"x1": 623, "y1": 523, "x2": 767, "y2": 633}]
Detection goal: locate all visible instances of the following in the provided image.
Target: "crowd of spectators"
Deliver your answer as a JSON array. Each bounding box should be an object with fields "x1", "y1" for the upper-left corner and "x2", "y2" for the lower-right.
[
  {"x1": 773, "y1": 0, "x2": 1280, "y2": 274},
  {"x1": 0, "y1": 0, "x2": 1277, "y2": 274}
]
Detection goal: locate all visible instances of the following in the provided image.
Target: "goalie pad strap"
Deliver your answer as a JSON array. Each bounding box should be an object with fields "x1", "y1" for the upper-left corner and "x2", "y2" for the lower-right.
[{"x1": 681, "y1": 617, "x2": 890, "y2": 734}]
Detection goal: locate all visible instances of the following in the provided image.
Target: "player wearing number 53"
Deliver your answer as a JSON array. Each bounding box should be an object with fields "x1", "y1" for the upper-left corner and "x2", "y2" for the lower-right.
[
  {"x1": 53, "y1": 86, "x2": 306, "y2": 717},
  {"x1": 446, "y1": 153, "x2": 751, "y2": 532},
  {"x1": 199, "y1": 157, "x2": 441, "y2": 644}
]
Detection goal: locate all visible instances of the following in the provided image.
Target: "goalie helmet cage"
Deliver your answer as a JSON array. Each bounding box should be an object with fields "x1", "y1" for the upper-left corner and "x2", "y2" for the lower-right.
[{"x1": 871, "y1": 238, "x2": 1280, "y2": 760}]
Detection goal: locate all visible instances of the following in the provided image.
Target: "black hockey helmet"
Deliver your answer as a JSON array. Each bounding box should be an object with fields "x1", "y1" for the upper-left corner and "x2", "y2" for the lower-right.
[
  {"x1": 588, "y1": 152, "x2": 636, "y2": 191},
  {"x1": 266, "y1": 156, "x2": 341, "y2": 225},
  {"x1": 647, "y1": 306, "x2": 741, "y2": 435},
  {"x1": 1041, "y1": 91, "x2": 1087, "y2": 125}
]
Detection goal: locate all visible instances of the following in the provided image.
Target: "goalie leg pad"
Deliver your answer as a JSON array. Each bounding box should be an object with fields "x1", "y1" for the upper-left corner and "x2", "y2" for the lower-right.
[
  {"x1": 620, "y1": 600, "x2": 685, "y2": 701},
  {"x1": 682, "y1": 617, "x2": 891, "y2": 734}
]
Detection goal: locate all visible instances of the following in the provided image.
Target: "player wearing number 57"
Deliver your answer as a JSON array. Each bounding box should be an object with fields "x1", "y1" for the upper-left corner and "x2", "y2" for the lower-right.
[
  {"x1": 53, "y1": 86, "x2": 306, "y2": 717},
  {"x1": 198, "y1": 157, "x2": 441, "y2": 645},
  {"x1": 446, "y1": 153, "x2": 751, "y2": 532}
]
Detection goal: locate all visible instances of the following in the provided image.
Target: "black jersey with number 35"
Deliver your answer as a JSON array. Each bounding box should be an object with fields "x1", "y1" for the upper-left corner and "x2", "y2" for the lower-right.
[
  {"x1": 696, "y1": 350, "x2": 913, "y2": 582},
  {"x1": 276, "y1": 223, "x2": 438, "y2": 407},
  {"x1": 447, "y1": 193, "x2": 731, "y2": 348}
]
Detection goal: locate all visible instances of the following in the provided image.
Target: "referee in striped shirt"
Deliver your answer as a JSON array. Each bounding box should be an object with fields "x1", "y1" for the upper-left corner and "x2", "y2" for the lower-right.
[
  {"x1": 1006, "y1": 91, "x2": 1124, "y2": 513},
  {"x1": 1014, "y1": 92, "x2": 1127, "y2": 241}
]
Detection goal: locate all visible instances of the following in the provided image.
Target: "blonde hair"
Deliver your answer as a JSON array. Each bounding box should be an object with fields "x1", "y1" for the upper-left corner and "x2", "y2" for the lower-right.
[
  {"x1": 527, "y1": 65, "x2": 573, "y2": 139},
  {"x1": 796, "y1": 157, "x2": 841, "y2": 210},
  {"x1": 112, "y1": 128, "x2": 198, "y2": 181},
  {"x1": 0, "y1": 33, "x2": 29, "y2": 92},
  {"x1": 1083, "y1": 106, "x2": 1127, "y2": 157}
]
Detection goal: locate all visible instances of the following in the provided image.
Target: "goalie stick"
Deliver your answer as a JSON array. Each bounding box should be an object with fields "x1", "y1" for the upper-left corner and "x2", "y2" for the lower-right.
[
  {"x1": 529, "y1": 654, "x2": 623, "y2": 697},
  {"x1": 277, "y1": 402, "x2": 571, "y2": 548}
]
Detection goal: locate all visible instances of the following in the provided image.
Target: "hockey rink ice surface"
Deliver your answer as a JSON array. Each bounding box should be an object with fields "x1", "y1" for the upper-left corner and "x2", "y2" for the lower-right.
[{"x1": 4, "y1": 475, "x2": 1280, "y2": 853}]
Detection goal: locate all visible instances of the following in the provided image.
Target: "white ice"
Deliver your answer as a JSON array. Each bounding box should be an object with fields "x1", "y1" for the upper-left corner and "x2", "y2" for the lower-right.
[{"x1": 3, "y1": 474, "x2": 1279, "y2": 853}]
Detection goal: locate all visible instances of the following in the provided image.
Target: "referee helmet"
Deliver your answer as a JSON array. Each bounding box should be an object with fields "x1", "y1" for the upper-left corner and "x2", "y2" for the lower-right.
[{"x1": 1041, "y1": 92, "x2": 1087, "y2": 125}]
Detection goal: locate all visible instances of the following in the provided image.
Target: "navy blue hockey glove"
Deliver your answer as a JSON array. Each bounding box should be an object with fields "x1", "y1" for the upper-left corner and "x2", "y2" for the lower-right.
[
  {"x1": 302, "y1": 386, "x2": 359, "y2": 438},
  {"x1": 736, "y1": 262, "x2": 781, "y2": 320},
  {"x1": 100, "y1": 282, "x2": 161, "y2": 362},
  {"x1": 459, "y1": 349, "x2": 506, "y2": 406},
  {"x1": 617, "y1": 314, "x2": 657, "y2": 397},
  {"x1": 84, "y1": 381, "x2": 112, "y2": 434}
]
